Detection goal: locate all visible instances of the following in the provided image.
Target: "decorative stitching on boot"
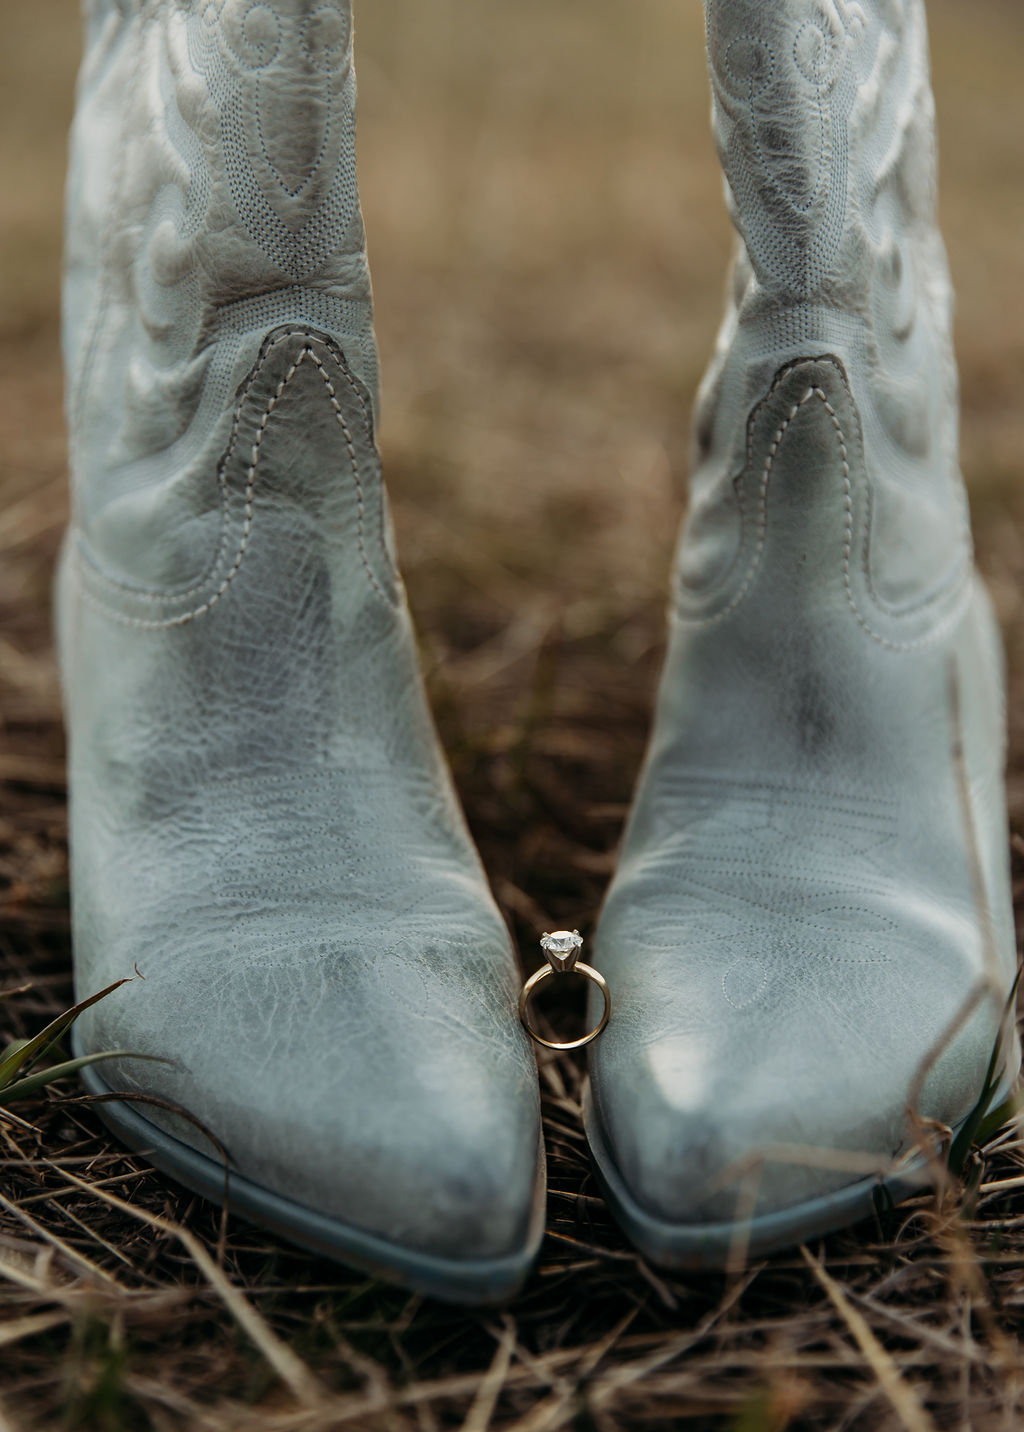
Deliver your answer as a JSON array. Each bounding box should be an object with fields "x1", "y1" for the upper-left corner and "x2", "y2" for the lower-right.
[
  {"x1": 305, "y1": 347, "x2": 387, "y2": 603},
  {"x1": 78, "y1": 329, "x2": 291, "y2": 605},
  {"x1": 810, "y1": 386, "x2": 970, "y2": 652},
  {"x1": 679, "y1": 362, "x2": 971, "y2": 650},
  {"x1": 75, "y1": 331, "x2": 390, "y2": 627}
]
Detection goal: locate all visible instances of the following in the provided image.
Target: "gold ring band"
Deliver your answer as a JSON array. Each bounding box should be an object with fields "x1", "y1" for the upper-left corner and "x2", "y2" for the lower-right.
[{"x1": 518, "y1": 961, "x2": 612, "y2": 1052}]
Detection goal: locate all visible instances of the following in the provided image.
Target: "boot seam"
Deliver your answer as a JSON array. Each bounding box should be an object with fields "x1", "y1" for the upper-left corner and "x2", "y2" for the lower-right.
[
  {"x1": 73, "y1": 329, "x2": 390, "y2": 627},
  {"x1": 677, "y1": 358, "x2": 972, "y2": 650}
]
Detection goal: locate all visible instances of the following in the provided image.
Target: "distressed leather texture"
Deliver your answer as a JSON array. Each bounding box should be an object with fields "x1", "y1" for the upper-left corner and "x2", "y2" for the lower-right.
[
  {"x1": 59, "y1": 0, "x2": 541, "y2": 1265},
  {"x1": 588, "y1": 0, "x2": 1019, "y2": 1231}
]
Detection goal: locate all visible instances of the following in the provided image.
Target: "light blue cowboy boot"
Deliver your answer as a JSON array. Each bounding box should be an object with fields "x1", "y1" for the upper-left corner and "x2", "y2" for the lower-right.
[
  {"x1": 59, "y1": 0, "x2": 543, "y2": 1303},
  {"x1": 586, "y1": 0, "x2": 1019, "y2": 1265}
]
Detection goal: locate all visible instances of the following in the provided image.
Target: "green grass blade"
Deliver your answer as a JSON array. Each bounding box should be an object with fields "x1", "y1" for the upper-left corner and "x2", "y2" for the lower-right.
[
  {"x1": 948, "y1": 968, "x2": 1023, "y2": 1174},
  {"x1": 0, "y1": 978, "x2": 132, "y2": 1090},
  {"x1": 0, "y1": 1050, "x2": 168, "y2": 1106}
]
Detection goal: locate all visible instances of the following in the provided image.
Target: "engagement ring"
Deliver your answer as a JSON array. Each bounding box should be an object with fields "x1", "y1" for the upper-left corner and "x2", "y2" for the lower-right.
[{"x1": 518, "y1": 930, "x2": 611, "y2": 1051}]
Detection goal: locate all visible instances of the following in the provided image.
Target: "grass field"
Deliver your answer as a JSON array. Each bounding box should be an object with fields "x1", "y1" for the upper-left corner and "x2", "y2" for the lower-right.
[{"x1": 2, "y1": 1, "x2": 1024, "y2": 1427}]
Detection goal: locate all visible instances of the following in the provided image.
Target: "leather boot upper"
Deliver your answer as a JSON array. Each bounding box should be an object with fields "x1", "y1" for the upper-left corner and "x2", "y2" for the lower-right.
[
  {"x1": 61, "y1": 0, "x2": 541, "y2": 1264},
  {"x1": 588, "y1": 0, "x2": 1017, "y2": 1229}
]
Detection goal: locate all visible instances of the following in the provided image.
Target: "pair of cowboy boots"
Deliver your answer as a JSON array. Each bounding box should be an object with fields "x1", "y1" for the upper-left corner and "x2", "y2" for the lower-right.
[{"x1": 59, "y1": 0, "x2": 1018, "y2": 1302}]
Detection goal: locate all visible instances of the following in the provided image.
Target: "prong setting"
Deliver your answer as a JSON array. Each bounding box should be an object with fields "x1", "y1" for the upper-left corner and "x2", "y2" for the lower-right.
[{"x1": 539, "y1": 929, "x2": 584, "y2": 974}]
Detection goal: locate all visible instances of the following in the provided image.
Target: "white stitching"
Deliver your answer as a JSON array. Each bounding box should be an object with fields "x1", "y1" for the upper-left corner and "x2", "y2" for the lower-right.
[
  {"x1": 679, "y1": 369, "x2": 971, "y2": 650},
  {"x1": 679, "y1": 392, "x2": 792, "y2": 629},
  {"x1": 305, "y1": 348, "x2": 387, "y2": 603},
  {"x1": 78, "y1": 328, "x2": 294, "y2": 603},
  {"x1": 75, "y1": 334, "x2": 389, "y2": 628},
  {"x1": 651, "y1": 769, "x2": 898, "y2": 812},
  {"x1": 814, "y1": 386, "x2": 970, "y2": 651}
]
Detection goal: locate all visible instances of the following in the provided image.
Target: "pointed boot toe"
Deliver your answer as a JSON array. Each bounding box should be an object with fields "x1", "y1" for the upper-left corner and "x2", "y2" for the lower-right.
[
  {"x1": 75, "y1": 920, "x2": 543, "y2": 1297},
  {"x1": 587, "y1": 862, "x2": 1009, "y2": 1264}
]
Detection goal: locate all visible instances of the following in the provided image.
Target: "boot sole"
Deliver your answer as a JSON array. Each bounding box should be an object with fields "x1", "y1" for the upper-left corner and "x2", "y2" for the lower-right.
[
  {"x1": 582, "y1": 1067, "x2": 1019, "y2": 1270},
  {"x1": 77, "y1": 1058, "x2": 546, "y2": 1305}
]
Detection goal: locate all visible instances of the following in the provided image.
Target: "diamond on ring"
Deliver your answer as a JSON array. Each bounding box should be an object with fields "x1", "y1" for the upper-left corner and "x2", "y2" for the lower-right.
[{"x1": 540, "y1": 929, "x2": 583, "y2": 973}]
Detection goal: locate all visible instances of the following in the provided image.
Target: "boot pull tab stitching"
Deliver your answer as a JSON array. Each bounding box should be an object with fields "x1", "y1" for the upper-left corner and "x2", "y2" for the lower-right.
[{"x1": 75, "y1": 331, "x2": 392, "y2": 628}]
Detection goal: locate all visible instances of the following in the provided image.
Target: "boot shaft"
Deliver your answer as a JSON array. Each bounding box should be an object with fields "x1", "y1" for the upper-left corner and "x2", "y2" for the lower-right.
[
  {"x1": 686, "y1": 0, "x2": 969, "y2": 615},
  {"x1": 64, "y1": 0, "x2": 377, "y2": 555},
  {"x1": 705, "y1": 0, "x2": 942, "y2": 304}
]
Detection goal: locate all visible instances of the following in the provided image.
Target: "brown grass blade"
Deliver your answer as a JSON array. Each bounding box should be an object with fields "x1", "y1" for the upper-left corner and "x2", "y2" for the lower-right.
[{"x1": 801, "y1": 1245, "x2": 938, "y2": 1432}]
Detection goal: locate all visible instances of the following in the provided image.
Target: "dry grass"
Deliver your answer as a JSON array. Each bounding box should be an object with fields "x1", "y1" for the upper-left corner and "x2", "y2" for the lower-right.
[{"x1": 2, "y1": 0, "x2": 1024, "y2": 1427}]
